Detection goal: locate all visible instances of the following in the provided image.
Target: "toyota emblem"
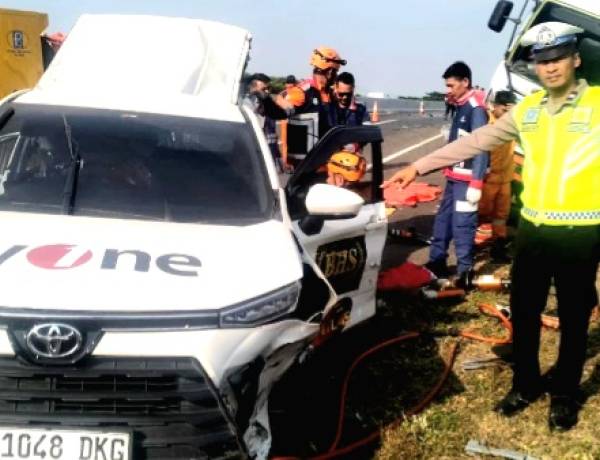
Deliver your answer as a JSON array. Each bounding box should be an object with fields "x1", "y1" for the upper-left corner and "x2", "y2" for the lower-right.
[{"x1": 26, "y1": 324, "x2": 83, "y2": 359}]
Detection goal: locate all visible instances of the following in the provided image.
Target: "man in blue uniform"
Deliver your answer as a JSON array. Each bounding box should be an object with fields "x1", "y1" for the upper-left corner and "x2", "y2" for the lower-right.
[
  {"x1": 328, "y1": 72, "x2": 369, "y2": 127},
  {"x1": 426, "y1": 61, "x2": 489, "y2": 282}
]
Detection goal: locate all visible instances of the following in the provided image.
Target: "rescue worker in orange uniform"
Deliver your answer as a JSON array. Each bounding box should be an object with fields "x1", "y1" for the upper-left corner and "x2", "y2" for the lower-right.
[
  {"x1": 258, "y1": 47, "x2": 346, "y2": 139},
  {"x1": 284, "y1": 47, "x2": 347, "y2": 137},
  {"x1": 479, "y1": 90, "x2": 517, "y2": 261}
]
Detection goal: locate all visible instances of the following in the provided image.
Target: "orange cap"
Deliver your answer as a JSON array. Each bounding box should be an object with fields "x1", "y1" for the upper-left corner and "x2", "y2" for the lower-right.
[{"x1": 310, "y1": 47, "x2": 346, "y2": 70}]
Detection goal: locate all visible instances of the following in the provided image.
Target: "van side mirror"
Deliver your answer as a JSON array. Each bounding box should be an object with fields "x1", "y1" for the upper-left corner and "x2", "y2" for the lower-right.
[
  {"x1": 488, "y1": 0, "x2": 514, "y2": 32},
  {"x1": 299, "y1": 184, "x2": 364, "y2": 235},
  {"x1": 305, "y1": 184, "x2": 363, "y2": 218}
]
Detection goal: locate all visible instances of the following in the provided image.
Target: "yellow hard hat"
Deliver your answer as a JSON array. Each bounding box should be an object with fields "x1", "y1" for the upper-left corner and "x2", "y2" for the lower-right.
[
  {"x1": 327, "y1": 151, "x2": 366, "y2": 183},
  {"x1": 310, "y1": 47, "x2": 346, "y2": 70}
]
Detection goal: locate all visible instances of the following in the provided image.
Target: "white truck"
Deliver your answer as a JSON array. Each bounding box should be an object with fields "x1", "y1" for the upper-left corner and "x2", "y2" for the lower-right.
[
  {"x1": 487, "y1": 0, "x2": 600, "y2": 97},
  {"x1": 486, "y1": 0, "x2": 600, "y2": 219},
  {"x1": 0, "y1": 14, "x2": 388, "y2": 460}
]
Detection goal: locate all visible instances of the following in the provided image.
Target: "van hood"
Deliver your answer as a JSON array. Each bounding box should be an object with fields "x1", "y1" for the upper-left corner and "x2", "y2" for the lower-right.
[{"x1": 0, "y1": 212, "x2": 302, "y2": 311}]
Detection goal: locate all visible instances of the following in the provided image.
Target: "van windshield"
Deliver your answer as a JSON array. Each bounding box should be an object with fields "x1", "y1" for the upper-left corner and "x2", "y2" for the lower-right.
[
  {"x1": 0, "y1": 104, "x2": 274, "y2": 225},
  {"x1": 509, "y1": 2, "x2": 600, "y2": 85}
]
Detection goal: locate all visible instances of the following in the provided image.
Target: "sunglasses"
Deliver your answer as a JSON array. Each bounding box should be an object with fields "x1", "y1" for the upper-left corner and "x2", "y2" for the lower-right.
[{"x1": 336, "y1": 92, "x2": 353, "y2": 98}]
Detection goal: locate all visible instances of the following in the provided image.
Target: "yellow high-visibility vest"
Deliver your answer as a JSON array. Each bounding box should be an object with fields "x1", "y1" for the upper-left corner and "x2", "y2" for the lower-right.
[{"x1": 513, "y1": 85, "x2": 600, "y2": 226}]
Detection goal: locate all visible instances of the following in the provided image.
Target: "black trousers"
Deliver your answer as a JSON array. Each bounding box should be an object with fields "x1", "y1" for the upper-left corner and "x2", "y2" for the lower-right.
[{"x1": 511, "y1": 219, "x2": 600, "y2": 396}]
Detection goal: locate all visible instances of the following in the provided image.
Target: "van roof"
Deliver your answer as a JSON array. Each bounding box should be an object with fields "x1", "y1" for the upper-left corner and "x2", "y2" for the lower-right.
[{"x1": 21, "y1": 14, "x2": 251, "y2": 121}]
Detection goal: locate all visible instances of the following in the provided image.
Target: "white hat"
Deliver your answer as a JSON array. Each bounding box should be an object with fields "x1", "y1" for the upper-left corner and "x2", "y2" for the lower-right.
[{"x1": 520, "y1": 22, "x2": 583, "y2": 61}]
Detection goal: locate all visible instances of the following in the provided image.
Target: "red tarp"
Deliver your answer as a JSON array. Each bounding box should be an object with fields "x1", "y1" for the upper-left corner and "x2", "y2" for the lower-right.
[
  {"x1": 377, "y1": 262, "x2": 434, "y2": 291},
  {"x1": 384, "y1": 182, "x2": 442, "y2": 207}
]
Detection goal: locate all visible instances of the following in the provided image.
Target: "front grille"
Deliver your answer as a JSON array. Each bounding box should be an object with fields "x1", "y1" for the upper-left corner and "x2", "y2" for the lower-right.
[{"x1": 0, "y1": 357, "x2": 243, "y2": 459}]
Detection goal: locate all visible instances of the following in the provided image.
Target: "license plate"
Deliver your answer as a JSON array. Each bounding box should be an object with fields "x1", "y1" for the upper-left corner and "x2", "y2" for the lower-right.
[{"x1": 0, "y1": 427, "x2": 130, "y2": 460}]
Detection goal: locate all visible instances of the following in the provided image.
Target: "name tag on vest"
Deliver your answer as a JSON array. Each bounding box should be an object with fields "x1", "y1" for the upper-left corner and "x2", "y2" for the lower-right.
[
  {"x1": 568, "y1": 107, "x2": 593, "y2": 133},
  {"x1": 521, "y1": 108, "x2": 541, "y2": 132}
]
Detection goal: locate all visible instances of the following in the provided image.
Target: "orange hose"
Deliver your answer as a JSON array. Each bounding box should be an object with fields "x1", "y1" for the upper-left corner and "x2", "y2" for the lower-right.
[
  {"x1": 270, "y1": 300, "x2": 537, "y2": 460},
  {"x1": 312, "y1": 338, "x2": 460, "y2": 460},
  {"x1": 271, "y1": 333, "x2": 460, "y2": 460},
  {"x1": 326, "y1": 332, "x2": 419, "y2": 454},
  {"x1": 459, "y1": 303, "x2": 513, "y2": 345},
  {"x1": 541, "y1": 314, "x2": 560, "y2": 330}
]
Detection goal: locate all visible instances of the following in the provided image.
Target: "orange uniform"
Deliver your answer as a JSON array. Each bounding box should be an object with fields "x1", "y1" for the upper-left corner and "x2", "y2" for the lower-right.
[{"x1": 478, "y1": 113, "x2": 515, "y2": 239}]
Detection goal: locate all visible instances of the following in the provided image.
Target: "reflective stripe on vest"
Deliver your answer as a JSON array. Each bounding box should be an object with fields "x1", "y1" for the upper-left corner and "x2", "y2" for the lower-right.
[{"x1": 513, "y1": 86, "x2": 600, "y2": 226}]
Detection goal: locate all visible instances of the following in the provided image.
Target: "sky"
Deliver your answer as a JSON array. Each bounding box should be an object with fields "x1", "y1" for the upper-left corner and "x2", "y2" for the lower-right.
[{"x1": 2, "y1": 0, "x2": 517, "y2": 97}]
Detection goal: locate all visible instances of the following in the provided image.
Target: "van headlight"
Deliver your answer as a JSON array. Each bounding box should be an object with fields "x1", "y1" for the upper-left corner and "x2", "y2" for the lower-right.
[{"x1": 219, "y1": 281, "x2": 301, "y2": 328}]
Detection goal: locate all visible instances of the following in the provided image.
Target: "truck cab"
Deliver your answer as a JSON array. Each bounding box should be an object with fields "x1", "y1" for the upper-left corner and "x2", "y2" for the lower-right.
[
  {"x1": 487, "y1": 0, "x2": 600, "y2": 97},
  {"x1": 486, "y1": 0, "x2": 600, "y2": 221}
]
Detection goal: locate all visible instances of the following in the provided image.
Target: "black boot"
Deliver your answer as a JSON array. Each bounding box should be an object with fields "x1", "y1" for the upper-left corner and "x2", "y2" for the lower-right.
[
  {"x1": 549, "y1": 394, "x2": 581, "y2": 431},
  {"x1": 494, "y1": 387, "x2": 544, "y2": 417},
  {"x1": 424, "y1": 260, "x2": 450, "y2": 279},
  {"x1": 490, "y1": 238, "x2": 511, "y2": 263},
  {"x1": 455, "y1": 269, "x2": 475, "y2": 290}
]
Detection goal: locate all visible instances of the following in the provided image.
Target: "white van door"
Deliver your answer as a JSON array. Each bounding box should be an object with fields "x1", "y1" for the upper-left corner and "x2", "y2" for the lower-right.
[{"x1": 287, "y1": 126, "x2": 387, "y2": 327}]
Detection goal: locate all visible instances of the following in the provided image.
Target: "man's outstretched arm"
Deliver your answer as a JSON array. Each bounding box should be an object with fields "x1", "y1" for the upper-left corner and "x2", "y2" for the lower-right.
[{"x1": 382, "y1": 109, "x2": 520, "y2": 188}]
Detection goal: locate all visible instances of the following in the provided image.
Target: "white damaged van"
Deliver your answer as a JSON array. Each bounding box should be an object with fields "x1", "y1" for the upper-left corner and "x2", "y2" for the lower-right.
[{"x1": 0, "y1": 15, "x2": 387, "y2": 460}]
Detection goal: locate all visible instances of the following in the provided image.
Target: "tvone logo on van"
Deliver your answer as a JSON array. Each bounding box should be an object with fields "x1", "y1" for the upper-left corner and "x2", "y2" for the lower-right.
[
  {"x1": 0, "y1": 244, "x2": 201, "y2": 277},
  {"x1": 27, "y1": 245, "x2": 93, "y2": 269}
]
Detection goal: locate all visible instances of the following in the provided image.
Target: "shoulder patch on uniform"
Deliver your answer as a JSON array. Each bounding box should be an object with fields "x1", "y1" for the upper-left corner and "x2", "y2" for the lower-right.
[{"x1": 522, "y1": 107, "x2": 541, "y2": 124}]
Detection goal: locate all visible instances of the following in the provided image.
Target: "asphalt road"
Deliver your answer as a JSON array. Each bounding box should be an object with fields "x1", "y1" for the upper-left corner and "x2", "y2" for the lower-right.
[{"x1": 368, "y1": 112, "x2": 452, "y2": 270}]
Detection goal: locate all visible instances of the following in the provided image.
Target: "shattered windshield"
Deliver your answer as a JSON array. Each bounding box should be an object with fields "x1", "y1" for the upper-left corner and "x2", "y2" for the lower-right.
[
  {"x1": 0, "y1": 104, "x2": 273, "y2": 224},
  {"x1": 509, "y1": 3, "x2": 600, "y2": 85}
]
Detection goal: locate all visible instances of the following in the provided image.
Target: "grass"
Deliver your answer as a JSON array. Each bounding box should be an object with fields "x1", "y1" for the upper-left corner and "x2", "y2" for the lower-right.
[
  {"x1": 269, "y1": 248, "x2": 600, "y2": 459},
  {"x1": 359, "y1": 265, "x2": 600, "y2": 460}
]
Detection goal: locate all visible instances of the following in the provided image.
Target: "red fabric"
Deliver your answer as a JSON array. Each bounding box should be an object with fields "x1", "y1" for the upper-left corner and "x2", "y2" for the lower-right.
[
  {"x1": 455, "y1": 89, "x2": 487, "y2": 108},
  {"x1": 43, "y1": 32, "x2": 67, "y2": 51},
  {"x1": 443, "y1": 168, "x2": 472, "y2": 182},
  {"x1": 475, "y1": 223, "x2": 493, "y2": 245},
  {"x1": 377, "y1": 262, "x2": 434, "y2": 291},
  {"x1": 384, "y1": 182, "x2": 442, "y2": 207}
]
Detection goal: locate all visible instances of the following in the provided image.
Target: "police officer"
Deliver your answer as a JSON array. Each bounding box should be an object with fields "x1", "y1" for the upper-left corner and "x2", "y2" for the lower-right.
[{"x1": 383, "y1": 22, "x2": 600, "y2": 431}]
